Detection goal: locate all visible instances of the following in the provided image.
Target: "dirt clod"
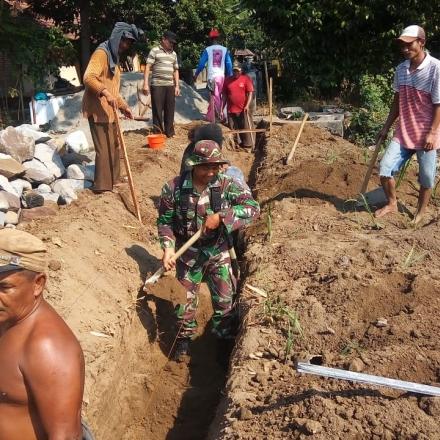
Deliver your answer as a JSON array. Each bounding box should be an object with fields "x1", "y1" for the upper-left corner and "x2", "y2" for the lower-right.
[{"x1": 48, "y1": 259, "x2": 61, "y2": 271}]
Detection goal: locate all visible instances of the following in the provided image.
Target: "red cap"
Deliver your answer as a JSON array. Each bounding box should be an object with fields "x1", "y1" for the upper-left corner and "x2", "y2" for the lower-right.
[{"x1": 209, "y1": 28, "x2": 220, "y2": 38}]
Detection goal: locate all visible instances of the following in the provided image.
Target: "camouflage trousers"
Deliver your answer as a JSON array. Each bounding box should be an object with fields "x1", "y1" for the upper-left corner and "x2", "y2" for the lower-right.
[{"x1": 175, "y1": 250, "x2": 236, "y2": 339}]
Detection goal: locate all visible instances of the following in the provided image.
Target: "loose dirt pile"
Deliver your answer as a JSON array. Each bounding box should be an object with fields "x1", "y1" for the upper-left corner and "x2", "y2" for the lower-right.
[{"x1": 210, "y1": 124, "x2": 440, "y2": 439}]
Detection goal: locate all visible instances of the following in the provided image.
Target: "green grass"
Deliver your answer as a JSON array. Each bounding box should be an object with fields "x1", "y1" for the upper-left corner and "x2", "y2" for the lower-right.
[
  {"x1": 260, "y1": 293, "x2": 303, "y2": 361},
  {"x1": 340, "y1": 339, "x2": 364, "y2": 356},
  {"x1": 358, "y1": 193, "x2": 384, "y2": 230},
  {"x1": 325, "y1": 150, "x2": 340, "y2": 165},
  {"x1": 402, "y1": 245, "x2": 428, "y2": 268},
  {"x1": 395, "y1": 157, "x2": 412, "y2": 189}
]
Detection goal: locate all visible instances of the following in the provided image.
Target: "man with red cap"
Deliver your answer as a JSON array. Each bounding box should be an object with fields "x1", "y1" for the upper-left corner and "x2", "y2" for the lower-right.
[
  {"x1": 375, "y1": 25, "x2": 440, "y2": 225},
  {"x1": 193, "y1": 28, "x2": 233, "y2": 122}
]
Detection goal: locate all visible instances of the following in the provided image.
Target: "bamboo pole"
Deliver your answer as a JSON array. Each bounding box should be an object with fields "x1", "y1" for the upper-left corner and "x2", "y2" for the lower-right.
[
  {"x1": 225, "y1": 128, "x2": 267, "y2": 135},
  {"x1": 269, "y1": 77, "x2": 273, "y2": 134},
  {"x1": 113, "y1": 108, "x2": 142, "y2": 223},
  {"x1": 264, "y1": 61, "x2": 270, "y2": 104},
  {"x1": 245, "y1": 110, "x2": 255, "y2": 148},
  {"x1": 285, "y1": 113, "x2": 309, "y2": 164}
]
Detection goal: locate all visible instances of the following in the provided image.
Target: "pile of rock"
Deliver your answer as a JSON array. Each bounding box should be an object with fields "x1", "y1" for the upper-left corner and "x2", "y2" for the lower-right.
[{"x1": 0, "y1": 124, "x2": 95, "y2": 227}]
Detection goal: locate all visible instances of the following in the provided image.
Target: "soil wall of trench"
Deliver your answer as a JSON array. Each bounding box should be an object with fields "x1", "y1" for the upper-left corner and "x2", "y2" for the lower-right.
[
  {"x1": 208, "y1": 125, "x2": 440, "y2": 439},
  {"x1": 22, "y1": 126, "x2": 257, "y2": 440}
]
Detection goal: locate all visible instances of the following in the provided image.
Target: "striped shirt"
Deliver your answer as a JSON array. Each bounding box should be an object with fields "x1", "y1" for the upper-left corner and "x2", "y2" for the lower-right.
[
  {"x1": 146, "y1": 45, "x2": 178, "y2": 87},
  {"x1": 393, "y1": 53, "x2": 440, "y2": 149}
]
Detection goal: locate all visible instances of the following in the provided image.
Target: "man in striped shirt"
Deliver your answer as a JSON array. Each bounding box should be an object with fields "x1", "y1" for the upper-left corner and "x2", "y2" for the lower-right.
[
  {"x1": 376, "y1": 25, "x2": 440, "y2": 225},
  {"x1": 142, "y1": 31, "x2": 180, "y2": 137}
]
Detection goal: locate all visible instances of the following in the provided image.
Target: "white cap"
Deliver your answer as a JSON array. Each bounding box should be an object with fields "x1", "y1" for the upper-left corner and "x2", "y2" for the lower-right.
[{"x1": 397, "y1": 25, "x2": 426, "y2": 43}]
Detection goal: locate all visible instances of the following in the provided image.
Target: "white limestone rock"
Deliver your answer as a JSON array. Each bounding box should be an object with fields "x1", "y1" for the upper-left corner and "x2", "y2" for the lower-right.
[
  {"x1": 0, "y1": 126, "x2": 35, "y2": 162},
  {"x1": 9, "y1": 179, "x2": 32, "y2": 197},
  {"x1": 33, "y1": 143, "x2": 65, "y2": 178},
  {"x1": 22, "y1": 159, "x2": 55, "y2": 185},
  {"x1": 66, "y1": 164, "x2": 95, "y2": 181},
  {"x1": 65, "y1": 130, "x2": 91, "y2": 154}
]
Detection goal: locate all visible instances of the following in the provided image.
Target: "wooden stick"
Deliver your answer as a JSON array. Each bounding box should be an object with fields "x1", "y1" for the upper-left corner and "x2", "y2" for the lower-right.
[
  {"x1": 224, "y1": 128, "x2": 267, "y2": 135},
  {"x1": 286, "y1": 113, "x2": 309, "y2": 164},
  {"x1": 264, "y1": 61, "x2": 270, "y2": 101},
  {"x1": 360, "y1": 140, "x2": 383, "y2": 194},
  {"x1": 269, "y1": 77, "x2": 273, "y2": 134},
  {"x1": 245, "y1": 110, "x2": 255, "y2": 148},
  {"x1": 113, "y1": 108, "x2": 142, "y2": 223}
]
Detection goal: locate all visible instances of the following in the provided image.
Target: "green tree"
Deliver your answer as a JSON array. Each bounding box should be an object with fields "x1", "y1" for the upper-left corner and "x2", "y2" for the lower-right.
[
  {"x1": 241, "y1": 0, "x2": 440, "y2": 97},
  {"x1": 0, "y1": 4, "x2": 75, "y2": 88},
  {"x1": 30, "y1": 0, "x2": 171, "y2": 76}
]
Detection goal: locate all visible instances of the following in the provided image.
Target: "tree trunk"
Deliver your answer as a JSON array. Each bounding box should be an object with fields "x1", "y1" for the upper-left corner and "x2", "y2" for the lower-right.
[{"x1": 79, "y1": 0, "x2": 91, "y2": 81}]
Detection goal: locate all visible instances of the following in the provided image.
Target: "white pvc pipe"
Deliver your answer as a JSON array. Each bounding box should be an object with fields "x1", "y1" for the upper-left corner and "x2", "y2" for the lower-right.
[{"x1": 297, "y1": 362, "x2": 440, "y2": 397}]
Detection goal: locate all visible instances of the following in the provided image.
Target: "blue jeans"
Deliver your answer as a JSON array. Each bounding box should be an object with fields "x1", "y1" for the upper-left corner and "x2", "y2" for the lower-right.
[{"x1": 379, "y1": 140, "x2": 437, "y2": 188}]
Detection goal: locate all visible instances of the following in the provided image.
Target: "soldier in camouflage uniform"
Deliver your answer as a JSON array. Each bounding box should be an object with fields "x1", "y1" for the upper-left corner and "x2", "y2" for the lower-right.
[{"x1": 157, "y1": 140, "x2": 260, "y2": 360}]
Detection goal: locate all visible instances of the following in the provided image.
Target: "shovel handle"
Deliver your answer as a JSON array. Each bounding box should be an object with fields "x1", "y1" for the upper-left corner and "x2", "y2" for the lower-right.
[
  {"x1": 360, "y1": 140, "x2": 383, "y2": 194},
  {"x1": 172, "y1": 229, "x2": 203, "y2": 262}
]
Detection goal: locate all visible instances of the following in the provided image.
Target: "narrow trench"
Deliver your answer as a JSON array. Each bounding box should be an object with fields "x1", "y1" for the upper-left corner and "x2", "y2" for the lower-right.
[{"x1": 130, "y1": 130, "x2": 268, "y2": 440}]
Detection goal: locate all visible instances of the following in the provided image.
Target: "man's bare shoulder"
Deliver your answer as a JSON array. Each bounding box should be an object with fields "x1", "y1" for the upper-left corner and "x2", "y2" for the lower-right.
[{"x1": 21, "y1": 302, "x2": 83, "y2": 371}]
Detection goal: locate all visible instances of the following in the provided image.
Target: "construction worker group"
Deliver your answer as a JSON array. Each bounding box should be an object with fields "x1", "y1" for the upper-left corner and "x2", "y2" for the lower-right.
[{"x1": 2, "y1": 19, "x2": 439, "y2": 440}]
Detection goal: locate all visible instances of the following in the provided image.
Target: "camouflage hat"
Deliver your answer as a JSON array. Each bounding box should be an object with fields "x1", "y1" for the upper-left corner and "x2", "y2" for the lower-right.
[{"x1": 185, "y1": 140, "x2": 229, "y2": 167}]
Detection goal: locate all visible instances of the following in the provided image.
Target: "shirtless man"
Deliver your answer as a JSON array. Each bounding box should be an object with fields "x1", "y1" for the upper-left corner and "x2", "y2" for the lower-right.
[{"x1": 0, "y1": 229, "x2": 87, "y2": 440}]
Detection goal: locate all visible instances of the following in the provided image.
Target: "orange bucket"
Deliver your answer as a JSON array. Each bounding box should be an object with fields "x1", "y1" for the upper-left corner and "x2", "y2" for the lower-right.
[{"x1": 147, "y1": 134, "x2": 166, "y2": 150}]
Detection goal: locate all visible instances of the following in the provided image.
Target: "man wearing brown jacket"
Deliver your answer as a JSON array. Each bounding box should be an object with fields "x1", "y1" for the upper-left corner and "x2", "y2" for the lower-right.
[{"x1": 82, "y1": 22, "x2": 143, "y2": 193}]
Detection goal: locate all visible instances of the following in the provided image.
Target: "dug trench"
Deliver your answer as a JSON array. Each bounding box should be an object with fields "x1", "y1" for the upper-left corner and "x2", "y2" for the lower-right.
[
  {"x1": 22, "y1": 122, "x2": 440, "y2": 440},
  {"x1": 22, "y1": 124, "x2": 259, "y2": 440}
]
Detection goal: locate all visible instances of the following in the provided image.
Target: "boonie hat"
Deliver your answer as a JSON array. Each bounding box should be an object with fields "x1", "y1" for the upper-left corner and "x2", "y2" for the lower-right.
[
  {"x1": 209, "y1": 28, "x2": 220, "y2": 38},
  {"x1": 163, "y1": 30, "x2": 177, "y2": 44},
  {"x1": 232, "y1": 60, "x2": 242, "y2": 71},
  {"x1": 397, "y1": 25, "x2": 426, "y2": 43},
  {"x1": 186, "y1": 140, "x2": 229, "y2": 167},
  {"x1": 0, "y1": 229, "x2": 47, "y2": 273}
]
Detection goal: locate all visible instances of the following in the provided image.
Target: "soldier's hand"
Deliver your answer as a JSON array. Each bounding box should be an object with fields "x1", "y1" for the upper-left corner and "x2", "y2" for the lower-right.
[
  {"x1": 163, "y1": 248, "x2": 176, "y2": 271},
  {"x1": 204, "y1": 213, "x2": 221, "y2": 232}
]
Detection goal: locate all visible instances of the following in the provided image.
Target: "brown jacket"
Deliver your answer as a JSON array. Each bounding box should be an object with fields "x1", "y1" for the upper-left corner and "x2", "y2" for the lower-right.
[{"x1": 82, "y1": 49, "x2": 129, "y2": 123}]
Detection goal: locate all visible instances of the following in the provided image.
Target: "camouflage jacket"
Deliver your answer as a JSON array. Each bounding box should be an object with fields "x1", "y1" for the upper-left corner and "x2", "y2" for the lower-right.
[{"x1": 157, "y1": 172, "x2": 260, "y2": 267}]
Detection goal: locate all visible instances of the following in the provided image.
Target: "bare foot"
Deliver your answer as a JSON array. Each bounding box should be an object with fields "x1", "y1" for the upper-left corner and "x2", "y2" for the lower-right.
[
  {"x1": 374, "y1": 203, "x2": 398, "y2": 218},
  {"x1": 410, "y1": 211, "x2": 425, "y2": 227}
]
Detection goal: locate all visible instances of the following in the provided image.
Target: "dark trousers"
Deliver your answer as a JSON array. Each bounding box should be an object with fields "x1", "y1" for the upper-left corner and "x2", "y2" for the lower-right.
[
  {"x1": 227, "y1": 111, "x2": 254, "y2": 147},
  {"x1": 151, "y1": 85, "x2": 175, "y2": 137},
  {"x1": 88, "y1": 118, "x2": 120, "y2": 191}
]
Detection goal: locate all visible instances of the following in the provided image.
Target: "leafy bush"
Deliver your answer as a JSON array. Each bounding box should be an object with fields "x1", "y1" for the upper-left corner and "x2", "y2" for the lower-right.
[
  {"x1": 0, "y1": 8, "x2": 75, "y2": 88},
  {"x1": 346, "y1": 72, "x2": 394, "y2": 147}
]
